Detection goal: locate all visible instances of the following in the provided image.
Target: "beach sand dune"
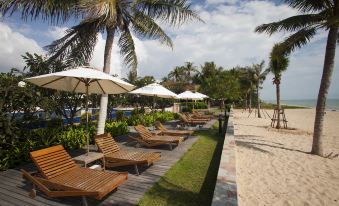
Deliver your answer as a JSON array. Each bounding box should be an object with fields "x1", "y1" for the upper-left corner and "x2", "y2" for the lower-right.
[{"x1": 234, "y1": 109, "x2": 339, "y2": 206}]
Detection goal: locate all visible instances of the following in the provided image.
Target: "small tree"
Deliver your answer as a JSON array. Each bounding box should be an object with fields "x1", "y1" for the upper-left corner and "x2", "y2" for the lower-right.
[
  {"x1": 268, "y1": 44, "x2": 290, "y2": 128},
  {"x1": 251, "y1": 61, "x2": 269, "y2": 118}
]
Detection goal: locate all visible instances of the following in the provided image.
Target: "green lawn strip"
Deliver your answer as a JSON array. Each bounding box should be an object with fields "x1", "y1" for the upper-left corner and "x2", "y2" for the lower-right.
[{"x1": 138, "y1": 125, "x2": 224, "y2": 206}]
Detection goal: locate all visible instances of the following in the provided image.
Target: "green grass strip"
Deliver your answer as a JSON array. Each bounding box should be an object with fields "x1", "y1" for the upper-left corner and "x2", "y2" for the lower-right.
[{"x1": 138, "y1": 125, "x2": 224, "y2": 206}]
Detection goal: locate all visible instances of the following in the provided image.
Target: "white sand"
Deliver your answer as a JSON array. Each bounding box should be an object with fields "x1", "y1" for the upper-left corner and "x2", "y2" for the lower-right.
[{"x1": 234, "y1": 109, "x2": 339, "y2": 206}]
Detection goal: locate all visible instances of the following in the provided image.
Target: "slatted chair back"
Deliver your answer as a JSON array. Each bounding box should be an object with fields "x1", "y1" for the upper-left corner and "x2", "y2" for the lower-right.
[
  {"x1": 154, "y1": 121, "x2": 168, "y2": 132},
  {"x1": 134, "y1": 125, "x2": 154, "y2": 140},
  {"x1": 95, "y1": 133, "x2": 120, "y2": 155},
  {"x1": 178, "y1": 113, "x2": 189, "y2": 122},
  {"x1": 30, "y1": 145, "x2": 78, "y2": 179}
]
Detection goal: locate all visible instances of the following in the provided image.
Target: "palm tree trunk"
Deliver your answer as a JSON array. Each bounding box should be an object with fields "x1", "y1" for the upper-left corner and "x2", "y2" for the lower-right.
[
  {"x1": 311, "y1": 26, "x2": 338, "y2": 156},
  {"x1": 257, "y1": 85, "x2": 261, "y2": 118},
  {"x1": 276, "y1": 81, "x2": 281, "y2": 129},
  {"x1": 97, "y1": 27, "x2": 115, "y2": 135},
  {"x1": 249, "y1": 91, "x2": 252, "y2": 112},
  {"x1": 245, "y1": 93, "x2": 248, "y2": 110}
]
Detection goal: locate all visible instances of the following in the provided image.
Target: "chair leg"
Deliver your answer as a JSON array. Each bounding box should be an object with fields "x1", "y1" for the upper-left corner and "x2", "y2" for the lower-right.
[
  {"x1": 134, "y1": 164, "x2": 139, "y2": 176},
  {"x1": 29, "y1": 183, "x2": 36, "y2": 198},
  {"x1": 169, "y1": 143, "x2": 173, "y2": 150},
  {"x1": 82, "y1": 196, "x2": 88, "y2": 206}
]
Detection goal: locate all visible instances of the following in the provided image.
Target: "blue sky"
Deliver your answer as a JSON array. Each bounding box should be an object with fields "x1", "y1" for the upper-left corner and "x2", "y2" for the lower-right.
[{"x1": 0, "y1": 0, "x2": 338, "y2": 100}]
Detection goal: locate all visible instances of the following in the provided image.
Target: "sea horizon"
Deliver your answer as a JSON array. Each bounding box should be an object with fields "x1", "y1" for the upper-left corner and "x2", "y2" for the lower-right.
[{"x1": 263, "y1": 99, "x2": 339, "y2": 111}]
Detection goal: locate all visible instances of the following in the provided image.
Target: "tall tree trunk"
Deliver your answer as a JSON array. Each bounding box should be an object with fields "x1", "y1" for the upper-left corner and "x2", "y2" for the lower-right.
[
  {"x1": 244, "y1": 93, "x2": 248, "y2": 110},
  {"x1": 249, "y1": 91, "x2": 252, "y2": 112},
  {"x1": 311, "y1": 26, "x2": 338, "y2": 156},
  {"x1": 276, "y1": 81, "x2": 281, "y2": 129},
  {"x1": 97, "y1": 27, "x2": 115, "y2": 135},
  {"x1": 257, "y1": 85, "x2": 261, "y2": 118}
]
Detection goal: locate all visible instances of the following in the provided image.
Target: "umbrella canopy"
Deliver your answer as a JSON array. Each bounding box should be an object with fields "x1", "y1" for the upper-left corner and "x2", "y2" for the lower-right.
[
  {"x1": 25, "y1": 66, "x2": 135, "y2": 155},
  {"x1": 194, "y1": 92, "x2": 209, "y2": 99},
  {"x1": 177, "y1": 91, "x2": 203, "y2": 100},
  {"x1": 26, "y1": 66, "x2": 134, "y2": 94},
  {"x1": 129, "y1": 83, "x2": 177, "y2": 98}
]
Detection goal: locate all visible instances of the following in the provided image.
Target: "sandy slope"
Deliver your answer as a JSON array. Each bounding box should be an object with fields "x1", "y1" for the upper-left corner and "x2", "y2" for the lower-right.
[{"x1": 234, "y1": 109, "x2": 339, "y2": 206}]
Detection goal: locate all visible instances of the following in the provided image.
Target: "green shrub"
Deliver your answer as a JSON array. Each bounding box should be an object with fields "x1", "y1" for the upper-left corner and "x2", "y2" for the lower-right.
[
  {"x1": 58, "y1": 127, "x2": 86, "y2": 150},
  {"x1": 80, "y1": 112, "x2": 92, "y2": 124},
  {"x1": 115, "y1": 110, "x2": 124, "y2": 121},
  {"x1": 182, "y1": 107, "x2": 193, "y2": 113},
  {"x1": 126, "y1": 115, "x2": 143, "y2": 126},
  {"x1": 105, "y1": 121, "x2": 129, "y2": 137}
]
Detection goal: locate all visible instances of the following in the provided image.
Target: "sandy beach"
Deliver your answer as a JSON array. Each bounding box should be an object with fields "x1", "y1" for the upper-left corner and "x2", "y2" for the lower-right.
[{"x1": 234, "y1": 109, "x2": 339, "y2": 206}]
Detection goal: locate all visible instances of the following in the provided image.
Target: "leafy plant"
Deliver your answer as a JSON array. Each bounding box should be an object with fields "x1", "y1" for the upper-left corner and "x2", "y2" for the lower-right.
[{"x1": 105, "y1": 121, "x2": 129, "y2": 137}]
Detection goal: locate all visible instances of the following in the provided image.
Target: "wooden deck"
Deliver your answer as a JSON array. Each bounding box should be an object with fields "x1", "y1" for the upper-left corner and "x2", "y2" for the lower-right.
[{"x1": 0, "y1": 133, "x2": 200, "y2": 206}]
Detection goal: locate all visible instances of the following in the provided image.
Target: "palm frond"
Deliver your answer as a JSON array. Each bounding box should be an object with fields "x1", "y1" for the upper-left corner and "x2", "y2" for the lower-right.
[
  {"x1": 131, "y1": 11, "x2": 173, "y2": 47},
  {"x1": 77, "y1": 0, "x2": 117, "y2": 25},
  {"x1": 285, "y1": 0, "x2": 332, "y2": 13},
  {"x1": 118, "y1": 25, "x2": 138, "y2": 72},
  {"x1": 45, "y1": 18, "x2": 101, "y2": 66},
  {"x1": 255, "y1": 14, "x2": 324, "y2": 35},
  {"x1": 134, "y1": 0, "x2": 203, "y2": 26},
  {"x1": 0, "y1": 0, "x2": 78, "y2": 24},
  {"x1": 280, "y1": 27, "x2": 317, "y2": 54}
]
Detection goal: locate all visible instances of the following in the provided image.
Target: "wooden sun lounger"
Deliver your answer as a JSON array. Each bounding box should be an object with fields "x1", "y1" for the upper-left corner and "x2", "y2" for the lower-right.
[
  {"x1": 95, "y1": 133, "x2": 161, "y2": 175},
  {"x1": 154, "y1": 121, "x2": 194, "y2": 136},
  {"x1": 21, "y1": 145, "x2": 128, "y2": 206},
  {"x1": 193, "y1": 111, "x2": 213, "y2": 119},
  {"x1": 178, "y1": 113, "x2": 206, "y2": 126},
  {"x1": 132, "y1": 125, "x2": 184, "y2": 150},
  {"x1": 185, "y1": 113, "x2": 209, "y2": 121}
]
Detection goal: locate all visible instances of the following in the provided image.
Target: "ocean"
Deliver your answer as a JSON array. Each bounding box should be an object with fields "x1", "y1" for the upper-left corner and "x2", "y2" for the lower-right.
[{"x1": 264, "y1": 99, "x2": 339, "y2": 111}]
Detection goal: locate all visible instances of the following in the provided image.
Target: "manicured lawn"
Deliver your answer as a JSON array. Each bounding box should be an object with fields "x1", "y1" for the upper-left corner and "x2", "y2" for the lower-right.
[{"x1": 138, "y1": 125, "x2": 224, "y2": 206}]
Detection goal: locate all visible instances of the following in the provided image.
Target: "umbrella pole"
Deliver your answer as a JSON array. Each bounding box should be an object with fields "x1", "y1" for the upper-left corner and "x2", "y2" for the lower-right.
[
  {"x1": 86, "y1": 85, "x2": 89, "y2": 156},
  {"x1": 153, "y1": 96, "x2": 156, "y2": 130}
]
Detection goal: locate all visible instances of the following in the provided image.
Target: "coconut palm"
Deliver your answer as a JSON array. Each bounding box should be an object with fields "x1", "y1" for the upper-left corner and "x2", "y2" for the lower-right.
[
  {"x1": 168, "y1": 66, "x2": 185, "y2": 82},
  {"x1": 238, "y1": 67, "x2": 255, "y2": 112},
  {"x1": 182, "y1": 62, "x2": 197, "y2": 83},
  {"x1": 251, "y1": 61, "x2": 269, "y2": 118},
  {"x1": 268, "y1": 44, "x2": 290, "y2": 128},
  {"x1": 1, "y1": 1, "x2": 202, "y2": 134},
  {"x1": 255, "y1": 0, "x2": 339, "y2": 156}
]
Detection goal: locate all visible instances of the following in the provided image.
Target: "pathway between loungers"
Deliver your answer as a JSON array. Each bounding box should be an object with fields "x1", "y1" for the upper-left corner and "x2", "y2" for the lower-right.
[{"x1": 0, "y1": 134, "x2": 200, "y2": 206}]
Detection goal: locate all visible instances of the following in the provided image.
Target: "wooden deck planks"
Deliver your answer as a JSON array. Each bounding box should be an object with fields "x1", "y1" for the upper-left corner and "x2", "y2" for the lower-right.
[{"x1": 0, "y1": 130, "x2": 203, "y2": 206}]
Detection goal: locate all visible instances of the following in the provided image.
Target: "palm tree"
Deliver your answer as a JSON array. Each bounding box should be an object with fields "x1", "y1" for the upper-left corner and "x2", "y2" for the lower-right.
[
  {"x1": 268, "y1": 44, "x2": 290, "y2": 128},
  {"x1": 255, "y1": 0, "x2": 339, "y2": 156},
  {"x1": 238, "y1": 67, "x2": 255, "y2": 112},
  {"x1": 182, "y1": 62, "x2": 197, "y2": 83},
  {"x1": 251, "y1": 60, "x2": 269, "y2": 118},
  {"x1": 168, "y1": 66, "x2": 185, "y2": 82},
  {"x1": 1, "y1": 1, "x2": 202, "y2": 134}
]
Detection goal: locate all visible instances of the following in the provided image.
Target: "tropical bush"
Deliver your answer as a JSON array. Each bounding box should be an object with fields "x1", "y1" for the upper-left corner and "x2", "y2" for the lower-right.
[
  {"x1": 105, "y1": 121, "x2": 129, "y2": 137},
  {"x1": 115, "y1": 110, "x2": 125, "y2": 121},
  {"x1": 58, "y1": 127, "x2": 86, "y2": 150}
]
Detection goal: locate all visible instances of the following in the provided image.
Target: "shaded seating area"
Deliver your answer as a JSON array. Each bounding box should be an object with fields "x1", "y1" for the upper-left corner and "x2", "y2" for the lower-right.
[
  {"x1": 154, "y1": 121, "x2": 194, "y2": 136},
  {"x1": 95, "y1": 133, "x2": 161, "y2": 175},
  {"x1": 132, "y1": 125, "x2": 184, "y2": 150},
  {"x1": 21, "y1": 145, "x2": 128, "y2": 206}
]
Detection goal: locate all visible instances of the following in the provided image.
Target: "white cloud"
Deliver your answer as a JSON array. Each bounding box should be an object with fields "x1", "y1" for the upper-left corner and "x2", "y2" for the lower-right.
[
  {"x1": 0, "y1": 22, "x2": 44, "y2": 72},
  {"x1": 1, "y1": 0, "x2": 338, "y2": 99}
]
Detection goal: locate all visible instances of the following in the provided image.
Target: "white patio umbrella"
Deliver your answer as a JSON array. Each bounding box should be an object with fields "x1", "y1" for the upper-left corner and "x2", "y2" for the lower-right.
[
  {"x1": 129, "y1": 83, "x2": 177, "y2": 127},
  {"x1": 25, "y1": 66, "x2": 135, "y2": 155},
  {"x1": 178, "y1": 91, "x2": 203, "y2": 111},
  {"x1": 194, "y1": 92, "x2": 209, "y2": 99},
  {"x1": 177, "y1": 91, "x2": 203, "y2": 100}
]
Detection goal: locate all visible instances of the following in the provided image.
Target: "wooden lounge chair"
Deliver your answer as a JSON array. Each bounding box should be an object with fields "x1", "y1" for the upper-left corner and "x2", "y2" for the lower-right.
[
  {"x1": 185, "y1": 113, "x2": 209, "y2": 122},
  {"x1": 154, "y1": 121, "x2": 194, "y2": 136},
  {"x1": 193, "y1": 111, "x2": 213, "y2": 119},
  {"x1": 132, "y1": 125, "x2": 184, "y2": 150},
  {"x1": 21, "y1": 145, "x2": 128, "y2": 206},
  {"x1": 178, "y1": 113, "x2": 206, "y2": 126},
  {"x1": 95, "y1": 133, "x2": 161, "y2": 175}
]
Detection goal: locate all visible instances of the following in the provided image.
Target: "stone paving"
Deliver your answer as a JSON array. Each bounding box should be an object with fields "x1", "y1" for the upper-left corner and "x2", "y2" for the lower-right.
[{"x1": 211, "y1": 114, "x2": 238, "y2": 206}]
